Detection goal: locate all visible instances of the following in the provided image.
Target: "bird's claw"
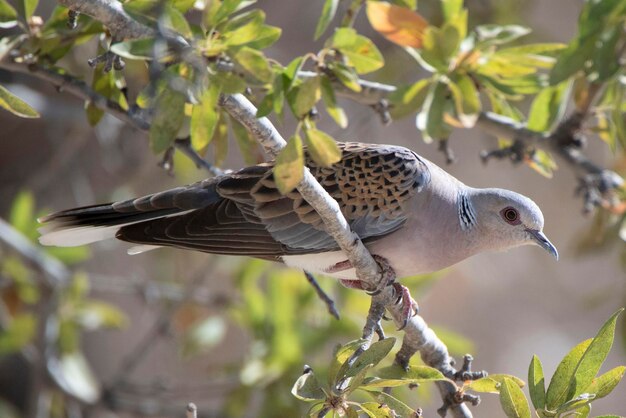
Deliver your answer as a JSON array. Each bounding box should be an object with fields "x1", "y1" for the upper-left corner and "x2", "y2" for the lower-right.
[
  {"x1": 366, "y1": 254, "x2": 396, "y2": 295},
  {"x1": 392, "y1": 282, "x2": 419, "y2": 330}
]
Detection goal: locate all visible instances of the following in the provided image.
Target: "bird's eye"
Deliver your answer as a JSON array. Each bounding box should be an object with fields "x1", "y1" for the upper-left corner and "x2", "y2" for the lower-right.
[{"x1": 500, "y1": 207, "x2": 521, "y2": 225}]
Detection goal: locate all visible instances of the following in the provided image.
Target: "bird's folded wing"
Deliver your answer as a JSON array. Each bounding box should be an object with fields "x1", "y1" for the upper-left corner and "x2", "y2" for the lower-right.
[{"x1": 43, "y1": 142, "x2": 431, "y2": 258}]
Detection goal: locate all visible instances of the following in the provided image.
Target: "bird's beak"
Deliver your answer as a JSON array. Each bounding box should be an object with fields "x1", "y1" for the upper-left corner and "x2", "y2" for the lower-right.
[{"x1": 526, "y1": 229, "x2": 559, "y2": 260}]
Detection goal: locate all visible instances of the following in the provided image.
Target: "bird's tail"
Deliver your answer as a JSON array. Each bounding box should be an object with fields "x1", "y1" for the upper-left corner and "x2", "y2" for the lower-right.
[
  {"x1": 38, "y1": 203, "x2": 183, "y2": 247},
  {"x1": 38, "y1": 185, "x2": 216, "y2": 247}
]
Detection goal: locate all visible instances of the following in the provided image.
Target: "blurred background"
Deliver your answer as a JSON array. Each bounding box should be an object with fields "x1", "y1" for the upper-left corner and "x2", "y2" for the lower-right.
[{"x1": 0, "y1": 0, "x2": 625, "y2": 417}]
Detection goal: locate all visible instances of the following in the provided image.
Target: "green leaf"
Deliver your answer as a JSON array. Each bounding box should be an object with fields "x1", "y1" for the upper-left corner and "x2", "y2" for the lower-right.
[
  {"x1": 328, "y1": 339, "x2": 366, "y2": 386},
  {"x1": 388, "y1": 79, "x2": 430, "y2": 120},
  {"x1": 442, "y1": 0, "x2": 463, "y2": 21},
  {"x1": 545, "y1": 338, "x2": 593, "y2": 410},
  {"x1": 9, "y1": 191, "x2": 34, "y2": 236},
  {"x1": 592, "y1": 26, "x2": 621, "y2": 82},
  {"x1": 528, "y1": 354, "x2": 546, "y2": 410},
  {"x1": 416, "y1": 81, "x2": 448, "y2": 142},
  {"x1": 555, "y1": 393, "x2": 595, "y2": 415},
  {"x1": 273, "y1": 135, "x2": 304, "y2": 194},
  {"x1": 292, "y1": 369, "x2": 325, "y2": 401},
  {"x1": 315, "y1": 0, "x2": 338, "y2": 40},
  {"x1": 247, "y1": 25, "x2": 282, "y2": 50},
  {"x1": 320, "y1": 75, "x2": 347, "y2": 128},
  {"x1": 181, "y1": 316, "x2": 226, "y2": 357},
  {"x1": 367, "y1": 391, "x2": 417, "y2": 417},
  {"x1": 149, "y1": 89, "x2": 186, "y2": 153},
  {"x1": 419, "y1": 25, "x2": 460, "y2": 71},
  {"x1": 304, "y1": 128, "x2": 342, "y2": 167},
  {"x1": 567, "y1": 309, "x2": 623, "y2": 401},
  {"x1": 0, "y1": 313, "x2": 36, "y2": 354},
  {"x1": 0, "y1": 85, "x2": 39, "y2": 118},
  {"x1": 191, "y1": 84, "x2": 221, "y2": 151},
  {"x1": 330, "y1": 28, "x2": 384, "y2": 74},
  {"x1": 360, "y1": 401, "x2": 395, "y2": 418},
  {"x1": 223, "y1": 10, "x2": 268, "y2": 46},
  {"x1": 230, "y1": 116, "x2": 261, "y2": 165},
  {"x1": 18, "y1": 0, "x2": 37, "y2": 20},
  {"x1": 0, "y1": 0, "x2": 17, "y2": 26},
  {"x1": 585, "y1": 366, "x2": 626, "y2": 400},
  {"x1": 468, "y1": 374, "x2": 525, "y2": 394},
  {"x1": 499, "y1": 378, "x2": 531, "y2": 418},
  {"x1": 164, "y1": 3, "x2": 192, "y2": 37},
  {"x1": 211, "y1": 72, "x2": 246, "y2": 94},
  {"x1": 293, "y1": 76, "x2": 321, "y2": 118},
  {"x1": 549, "y1": 35, "x2": 596, "y2": 85},
  {"x1": 110, "y1": 38, "x2": 156, "y2": 60},
  {"x1": 75, "y1": 301, "x2": 128, "y2": 330},
  {"x1": 362, "y1": 365, "x2": 446, "y2": 388},
  {"x1": 448, "y1": 74, "x2": 481, "y2": 127},
  {"x1": 337, "y1": 338, "x2": 396, "y2": 383},
  {"x1": 233, "y1": 46, "x2": 273, "y2": 83},
  {"x1": 475, "y1": 24, "x2": 531, "y2": 46},
  {"x1": 328, "y1": 62, "x2": 362, "y2": 92},
  {"x1": 527, "y1": 149, "x2": 557, "y2": 179},
  {"x1": 527, "y1": 82, "x2": 569, "y2": 132},
  {"x1": 212, "y1": 117, "x2": 229, "y2": 167}
]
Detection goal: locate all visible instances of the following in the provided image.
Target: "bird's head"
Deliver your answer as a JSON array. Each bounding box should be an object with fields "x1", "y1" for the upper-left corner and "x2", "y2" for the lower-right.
[{"x1": 469, "y1": 188, "x2": 558, "y2": 260}]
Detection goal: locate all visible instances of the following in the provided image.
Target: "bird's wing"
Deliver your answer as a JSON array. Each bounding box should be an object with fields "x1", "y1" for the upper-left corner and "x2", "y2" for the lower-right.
[{"x1": 41, "y1": 142, "x2": 431, "y2": 259}]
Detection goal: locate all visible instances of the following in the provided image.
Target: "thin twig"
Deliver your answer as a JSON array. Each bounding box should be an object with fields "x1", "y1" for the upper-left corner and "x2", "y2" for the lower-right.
[{"x1": 304, "y1": 271, "x2": 340, "y2": 320}]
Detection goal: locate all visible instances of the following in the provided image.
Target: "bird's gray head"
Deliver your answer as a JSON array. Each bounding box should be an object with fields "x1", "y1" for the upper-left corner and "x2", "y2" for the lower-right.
[{"x1": 466, "y1": 188, "x2": 558, "y2": 259}]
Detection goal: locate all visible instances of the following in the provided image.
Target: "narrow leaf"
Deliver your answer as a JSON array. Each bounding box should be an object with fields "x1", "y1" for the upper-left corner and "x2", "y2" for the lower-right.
[
  {"x1": 528, "y1": 355, "x2": 546, "y2": 410},
  {"x1": 442, "y1": 0, "x2": 463, "y2": 21},
  {"x1": 338, "y1": 338, "x2": 396, "y2": 381},
  {"x1": 585, "y1": 366, "x2": 626, "y2": 400},
  {"x1": 273, "y1": 135, "x2": 304, "y2": 194},
  {"x1": 0, "y1": 84, "x2": 39, "y2": 118},
  {"x1": 499, "y1": 378, "x2": 531, "y2": 418},
  {"x1": 110, "y1": 38, "x2": 156, "y2": 60},
  {"x1": 314, "y1": 0, "x2": 338, "y2": 40},
  {"x1": 545, "y1": 338, "x2": 593, "y2": 410},
  {"x1": 320, "y1": 76, "x2": 347, "y2": 128},
  {"x1": 567, "y1": 309, "x2": 623, "y2": 400},
  {"x1": 468, "y1": 374, "x2": 525, "y2": 394},
  {"x1": 527, "y1": 82, "x2": 569, "y2": 133},
  {"x1": 304, "y1": 128, "x2": 342, "y2": 167},
  {"x1": 366, "y1": 1, "x2": 428, "y2": 48},
  {"x1": 449, "y1": 75, "x2": 481, "y2": 127},
  {"x1": 0, "y1": 0, "x2": 17, "y2": 25}
]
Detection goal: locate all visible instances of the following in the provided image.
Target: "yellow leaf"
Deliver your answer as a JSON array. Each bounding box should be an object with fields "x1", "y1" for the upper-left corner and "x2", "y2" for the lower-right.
[
  {"x1": 366, "y1": 1, "x2": 428, "y2": 48},
  {"x1": 274, "y1": 135, "x2": 304, "y2": 194}
]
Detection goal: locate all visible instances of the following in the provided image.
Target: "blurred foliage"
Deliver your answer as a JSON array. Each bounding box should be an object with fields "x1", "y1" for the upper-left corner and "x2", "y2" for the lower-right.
[{"x1": 1, "y1": 0, "x2": 626, "y2": 417}]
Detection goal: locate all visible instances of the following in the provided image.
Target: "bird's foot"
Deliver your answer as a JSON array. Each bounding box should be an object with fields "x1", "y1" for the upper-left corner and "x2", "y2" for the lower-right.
[{"x1": 391, "y1": 282, "x2": 419, "y2": 330}]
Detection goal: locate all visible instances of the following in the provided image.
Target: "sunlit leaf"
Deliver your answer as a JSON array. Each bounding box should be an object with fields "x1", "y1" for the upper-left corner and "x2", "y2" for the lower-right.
[
  {"x1": 0, "y1": 84, "x2": 39, "y2": 118},
  {"x1": 545, "y1": 338, "x2": 593, "y2": 410},
  {"x1": 337, "y1": 338, "x2": 395, "y2": 382},
  {"x1": 442, "y1": 0, "x2": 463, "y2": 21},
  {"x1": 328, "y1": 62, "x2": 362, "y2": 92},
  {"x1": 549, "y1": 35, "x2": 596, "y2": 85},
  {"x1": 110, "y1": 38, "x2": 156, "y2": 60},
  {"x1": 17, "y1": 0, "x2": 37, "y2": 20},
  {"x1": 555, "y1": 393, "x2": 595, "y2": 415},
  {"x1": 475, "y1": 24, "x2": 531, "y2": 46},
  {"x1": 367, "y1": 391, "x2": 417, "y2": 417},
  {"x1": 191, "y1": 83, "x2": 221, "y2": 151},
  {"x1": 467, "y1": 374, "x2": 525, "y2": 394},
  {"x1": 388, "y1": 79, "x2": 430, "y2": 120},
  {"x1": 416, "y1": 81, "x2": 449, "y2": 142},
  {"x1": 330, "y1": 28, "x2": 384, "y2": 74},
  {"x1": 292, "y1": 369, "x2": 325, "y2": 401},
  {"x1": 273, "y1": 135, "x2": 304, "y2": 194},
  {"x1": 304, "y1": 128, "x2": 341, "y2": 167},
  {"x1": 567, "y1": 309, "x2": 623, "y2": 400},
  {"x1": 320, "y1": 76, "x2": 347, "y2": 128},
  {"x1": 234, "y1": 46, "x2": 273, "y2": 83},
  {"x1": 526, "y1": 149, "x2": 557, "y2": 178},
  {"x1": 366, "y1": 1, "x2": 428, "y2": 48},
  {"x1": 75, "y1": 301, "x2": 128, "y2": 330},
  {"x1": 0, "y1": 0, "x2": 17, "y2": 26},
  {"x1": 419, "y1": 24, "x2": 460, "y2": 71},
  {"x1": 315, "y1": 0, "x2": 338, "y2": 40},
  {"x1": 293, "y1": 76, "x2": 321, "y2": 117},
  {"x1": 0, "y1": 313, "x2": 36, "y2": 354},
  {"x1": 499, "y1": 378, "x2": 531, "y2": 418},
  {"x1": 212, "y1": 117, "x2": 229, "y2": 166},
  {"x1": 448, "y1": 74, "x2": 481, "y2": 127},
  {"x1": 528, "y1": 354, "x2": 546, "y2": 410},
  {"x1": 9, "y1": 191, "x2": 34, "y2": 237},
  {"x1": 585, "y1": 366, "x2": 625, "y2": 400},
  {"x1": 527, "y1": 82, "x2": 569, "y2": 133},
  {"x1": 56, "y1": 352, "x2": 100, "y2": 404}
]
